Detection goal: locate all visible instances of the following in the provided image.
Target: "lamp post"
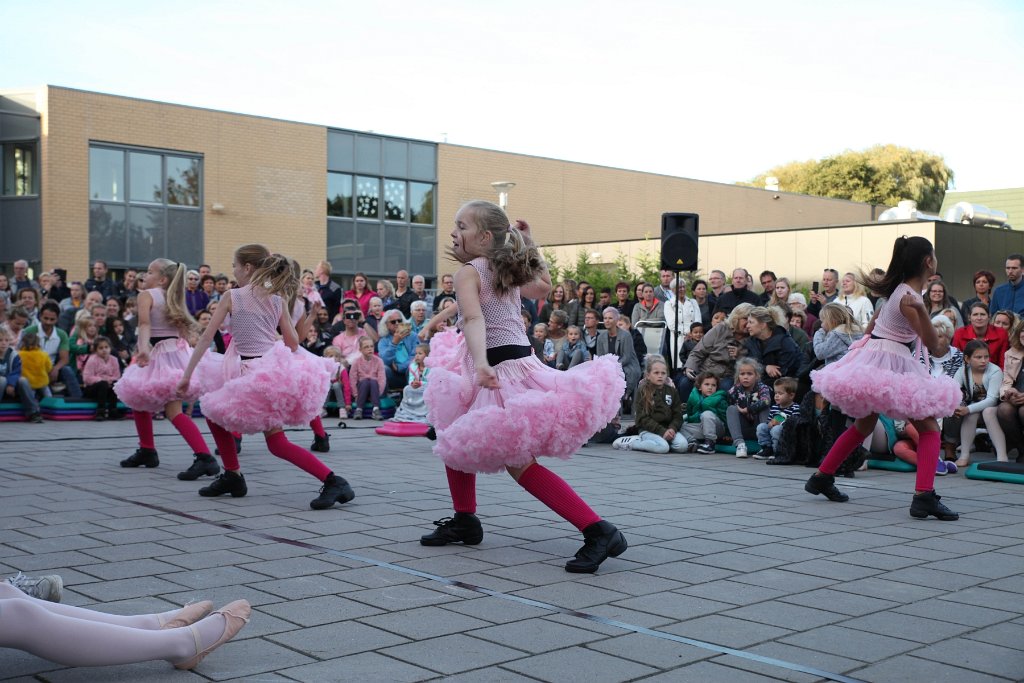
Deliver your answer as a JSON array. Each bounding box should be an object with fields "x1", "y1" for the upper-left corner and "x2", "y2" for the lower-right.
[{"x1": 490, "y1": 181, "x2": 516, "y2": 212}]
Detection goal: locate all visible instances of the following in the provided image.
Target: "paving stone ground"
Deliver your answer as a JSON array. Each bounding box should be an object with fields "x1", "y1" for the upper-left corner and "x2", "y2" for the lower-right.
[{"x1": 1, "y1": 417, "x2": 1022, "y2": 682}]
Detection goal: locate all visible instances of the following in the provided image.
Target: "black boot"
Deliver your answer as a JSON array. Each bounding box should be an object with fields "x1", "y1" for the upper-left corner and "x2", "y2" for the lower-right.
[
  {"x1": 198, "y1": 471, "x2": 247, "y2": 497},
  {"x1": 177, "y1": 453, "x2": 221, "y2": 481},
  {"x1": 310, "y1": 433, "x2": 331, "y2": 453},
  {"x1": 910, "y1": 490, "x2": 959, "y2": 521},
  {"x1": 425, "y1": 426, "x2": 437, "y2": 441},
  {"x1": 565, "y1": 520, "x2": 627, "y2": 573},
  {"x1": 420, "y1": 512, "x2": 483, "y2": 546},
  {"x1": 310, "y1": 473, "x2": 355, "y2": 510},
  {"x1": 804, "y1": 472, "x2": 849, "y2": 502},
  {"x1": 120, "y1": 448, "x2": 159, "y2": 468}
]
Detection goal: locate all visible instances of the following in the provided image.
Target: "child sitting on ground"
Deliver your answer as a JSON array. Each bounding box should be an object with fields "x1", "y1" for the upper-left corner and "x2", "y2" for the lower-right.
[
  {"x1": 613, "y1": 355, "x2": 687, "y2": 453},
  {"x1": 322, "y1": 346, "x2": 352, "y2": 419},
  {"x1": 754, "y1": 376, "x2": 800, "y2": 461},
  {"x1": 82, "y1": 336, "x2": 121, "y2": 420},
  {"x1": 681, "y1": 371, "x2": 728, "y2": 454},
  {"x1": 17, "y1": 332, "x2": 53, "y2": 400},
  {"x1": 533, "y1": 323, "x2": 556, "y2": 366},
  {"x1": 725, "y1": 357, "x2": 772, "y2": 459},
  {"x1": 349, "y1": 336, "x2": 386, "y2": 420},
  {"x1": 393, "y1": 343, "x2": 431, "y2": 423},
  {"x1": 0, "y1": 330, "x2": 42, "y2": 422},
  {"x1": 557, "y1": 325, "x2": 591, "y2": 370}
]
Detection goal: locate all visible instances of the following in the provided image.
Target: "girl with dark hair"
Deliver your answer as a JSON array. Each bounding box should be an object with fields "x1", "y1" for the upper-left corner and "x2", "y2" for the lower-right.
[
  {"x1": 925, "y1": 280, "x2": 963, "y2": 328},
  {"x1": 422, "y1": 200, "x2": 627, "y2": 574},
  {"x1": 807, "y1": 236, "x2": 963, "y2": 520}
]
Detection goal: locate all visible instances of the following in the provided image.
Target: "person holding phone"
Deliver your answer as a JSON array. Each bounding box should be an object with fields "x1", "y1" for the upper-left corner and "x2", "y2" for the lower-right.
[{"x1": 807, "y1": 268, "x2": 840, "y2": 317}]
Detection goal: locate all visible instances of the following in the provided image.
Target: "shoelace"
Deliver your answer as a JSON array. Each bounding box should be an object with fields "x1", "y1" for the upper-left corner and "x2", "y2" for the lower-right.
[{"x1": 432, "y1": 517, "x2": 454, "y2": 528}]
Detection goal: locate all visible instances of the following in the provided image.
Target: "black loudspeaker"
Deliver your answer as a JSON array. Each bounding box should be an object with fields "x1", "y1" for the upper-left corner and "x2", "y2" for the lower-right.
[{"x1": 661, "y1": 213, "x2": 699, "y2": 271}]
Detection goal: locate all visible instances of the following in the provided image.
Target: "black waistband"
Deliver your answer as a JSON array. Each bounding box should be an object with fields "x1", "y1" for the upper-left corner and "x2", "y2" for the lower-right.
[
  {"x1": 870, "y1": 333, "x2": 915, "y2": 351},
  {"x1": 149, "y1": 335, "x2": 177, "y2": 346},
  {"x1": 487, "y1": 345, "x2": 531, "y2": 366},
  {"x1": 240, "y1": 354, "x2": 261, "y2": 361}
]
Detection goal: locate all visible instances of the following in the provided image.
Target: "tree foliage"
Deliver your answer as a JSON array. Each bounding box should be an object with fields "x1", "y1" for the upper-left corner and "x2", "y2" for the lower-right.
[
  {"x1": 543, "y1": 241, "x2": 666, "y2": 294},
  {"x1": 745, "y1": 144, "x2": 954, "y2": 212}
]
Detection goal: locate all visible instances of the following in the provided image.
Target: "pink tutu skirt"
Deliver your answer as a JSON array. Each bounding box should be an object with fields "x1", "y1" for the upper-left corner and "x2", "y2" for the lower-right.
[
  {"x1": 115, "y1": 338, "x2": 200, "y2": 413},
  {"x1": 811, "y1": 338, "x2": 961, "y2": 420},
  {"x1": 425, "y1": 330, "x2": 625, "y2": 474},
  {"x1": 195, "y1": 341, "x2": 334, "y2": 434}
]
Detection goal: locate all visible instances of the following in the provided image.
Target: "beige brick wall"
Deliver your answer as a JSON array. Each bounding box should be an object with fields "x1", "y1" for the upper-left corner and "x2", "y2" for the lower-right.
[
  {"x1": 40, "y1": 87, "x2": 327, "y2": 281},
  {"x1": 436, "y1": 144, "x2": 881, "y2": 278}
]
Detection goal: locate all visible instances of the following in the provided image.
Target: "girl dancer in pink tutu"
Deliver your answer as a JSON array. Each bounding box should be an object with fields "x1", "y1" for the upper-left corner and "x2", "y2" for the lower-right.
[
  {"x1": 807, "y1": 236, "x2": 962, "y2": 519},
  {"x1": 177, "y1": 245, "x2": 354, "y2": 510},
  {"x1": 421, "y1": 200, "x2": 627, "y2": 573},
  {"x1": 115, "y1": 259, "x2": 218, "y2": 481}
]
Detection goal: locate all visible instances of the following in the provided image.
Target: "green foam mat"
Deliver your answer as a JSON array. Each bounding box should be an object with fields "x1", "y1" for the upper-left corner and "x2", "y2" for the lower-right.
[
  {"x1": 714, "y1": 440, "x2": 761, "y2": 455},
  {"x1": 867, "y1": 458, "x2": 916, "y2": 472},
  {"x1": 965, "y1": 462, "x2": 1024, "y2": 485}
]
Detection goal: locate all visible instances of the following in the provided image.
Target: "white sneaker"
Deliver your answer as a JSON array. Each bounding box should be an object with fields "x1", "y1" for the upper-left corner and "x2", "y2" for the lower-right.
[
  {"x1": 735, "y1": 442, "x2": 748, "y2": 459},
  {"x1": 6, "y1": 572, "x2": 63, "y2": 602},
  {"x1": 612, "y1": 436, "x2": 638, "y2": 451}
]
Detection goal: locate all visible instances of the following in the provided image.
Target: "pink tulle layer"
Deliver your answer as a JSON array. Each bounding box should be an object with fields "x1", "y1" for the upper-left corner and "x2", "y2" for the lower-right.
[
  {"x1": 425, "y1": 330, "x2": 625, "y2": 474},
  {"x1": 196, "y1": 341, "x2": 334, "y2": 434},
  {"x1": 812, "y1": 338, "x2": 962, "y2": 420},
  {"x1": 115, "y1": 338, "x2": 200, "y2": 413}
]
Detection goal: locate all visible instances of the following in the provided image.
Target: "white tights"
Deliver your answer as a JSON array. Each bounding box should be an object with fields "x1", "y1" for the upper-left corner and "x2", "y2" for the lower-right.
[{"x1": 0, "y1": 582, "x2": 225, "y2": 667}]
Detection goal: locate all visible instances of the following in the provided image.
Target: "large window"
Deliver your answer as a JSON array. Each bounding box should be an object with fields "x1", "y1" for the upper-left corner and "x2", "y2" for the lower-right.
[
  {"x1": 1, "y1": 143, "x2": 38, "y2": 196},
  {"x1": 88, "y1": 144, "x2": 202, "y2": 267},
  {"x1": 326, "y1": 130, "x2": 437, "y2": 280}
]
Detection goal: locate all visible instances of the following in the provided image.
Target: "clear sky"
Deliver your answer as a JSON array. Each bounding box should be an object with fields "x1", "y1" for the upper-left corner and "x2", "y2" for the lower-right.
[{"x1": 3, "y1": 0, "x2": 1022, "y2": 193}]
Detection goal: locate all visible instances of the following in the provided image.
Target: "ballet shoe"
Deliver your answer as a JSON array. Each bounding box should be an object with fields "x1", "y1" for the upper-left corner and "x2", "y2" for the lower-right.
[
  {"x1": 159, "y1": 600, "x2": 214, "y2": 630},
  {"x1": 173, "y1": 599, "x2": 251, "y2": 670}
]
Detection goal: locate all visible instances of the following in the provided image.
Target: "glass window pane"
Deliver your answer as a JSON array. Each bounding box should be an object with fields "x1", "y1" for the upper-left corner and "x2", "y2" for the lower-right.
[
  {"x1": 354, "y1": 222, "x2": 381, "y2": 274},
  {"x1": 2, "y1": 144, "x2": 38, "y2": 196},
  {"x1": 327, "y1": 131, "x2": 355, "y2": 172},
  {"x1": 327, "y1": 220, "x2": 355, "y2": 274},
  {"x1": 129, "y1": 152, "x2": 163, "y2": 203},
  {"x1": 327, "y1": 173, "x2": 353, "y2": 217},
  {"x1": 409, "y1": 226, "x2": 436, "y2": 276},
  {"x1": 129, "y1": 206, "x2": 166, "y2": 264},
  {"x1": 384, "y1": 179, "x2": 406, "y2": 221},
  {"x1": 383, "y1": 139, "x2": 407, "y2": 177},
  {"x1": 166, "y1": 156, "x2": 200, "y2": 206},
  {"x1": 168, "y1": 209, "x2": 203, "y2": 267},
  {"x1": 382, "y1": 225, "x2": 408, "y2": 274},
  {"x1": 355, "y1": 136, "x2": 381, "y2": 174},
  {"x1": 355, "y1": 176, "x2": 379, "y2": 219},
  {"x1": 89, "y1": 147, "x2": 124, "y2": 201},
  {"x1": 408, "y1": 143, "x2": 436, "y2": 181},
  {"x1": 89, "y1": 203, "x2": 127, "y2": 264},
  {"x1": 409, "y1": 182, "x2": 434, "y2": 224}
]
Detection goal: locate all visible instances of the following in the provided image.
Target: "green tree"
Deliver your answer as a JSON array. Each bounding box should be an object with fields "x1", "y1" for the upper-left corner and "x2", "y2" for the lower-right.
[
  {"x1": 745, "y1": 144, "x2": 953, "y2": 212},
  {"x1": 543, "y1": 239, "x2": 672, "y2": 295}
]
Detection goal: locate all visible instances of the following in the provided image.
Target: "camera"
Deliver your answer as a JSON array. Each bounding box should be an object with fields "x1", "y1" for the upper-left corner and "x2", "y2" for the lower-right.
[{"x1": 344, "y1": 312, "x2": 361, "y2": 321}]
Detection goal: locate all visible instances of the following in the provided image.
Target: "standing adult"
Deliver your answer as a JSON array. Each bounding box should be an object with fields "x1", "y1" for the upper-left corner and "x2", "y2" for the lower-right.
[
  {"x1": 314, "y1": 260, "x2": 342, "y2": 322},
  {"x1": 706, "y1": 270, "x2": 727, "y2": 312},
  {"x1": 411, "y1": 275, "x2": 432, "y2": 311},
  {"x1": 925, "y1": 280, "x2": 963, "y2": 328},
  {"x1": 631, "y1": 284, "x2": 665, "y2": 325},
  {"x1": 691, "y1": 279, "x2": 711, "y2": 323},
  {"x1": 596, "y1": 307, "x2": 641, "y2": 399},
  {"x1": 713, "y1": 269, "x2": 760, "y2": 315},
  {"x1": 432, "y1": 273, "x2": 456, "y2": 313},
  {"x1": 806, "y1": 268, "x2": 839, "y2": 318},
  {"x1": 613, "y1": 281, "x2": 635, "y2": 319},
  {"x1": 394, "y1": 270, "x2": 417, "y2": 318},
  {"x1": 539, "y1": 283, "x2": 567, "y2": 324},
  {"x1": 961, "y1": 270, "x2": 995, "y2": 323},
  {"x1": 343, "y1": 272, "x2": 374, "y2": 316},
  {"x1": 662, "y1": 276, "x2": 702, "y2": 373},
  {"x1": 183, "y1": 270, "x2": 209, "y2": 317},
  {"x1": 952, "y1": 303, "x2": 1009, "y2": 369},
  {"x1": 653, "y1": 270, "x2": 674, "y2": 303},
  {"x1": 758, "y1": 271, "x2": 777, "y2": 305},
  {"x1": 838, "y1": 273, "x2": 875, "y2": 328},
  {"x1": 991, "y1": 254, "x2": 1024, "y2": 317},
  {"x1": 84, "y1": 260, "x2": 121, "y2": 301},
  {"x1": 376, "y1": 279, "x2": 396, "y2": 311},
  {"x1": 12, "y1": 260, "x2": 40, "y2": 294},
  {"x1": 47, "y1": 269, "x2": 71, "y2": 303},
  {"x1": 121, "y1": 268, "x2": 140, "y2": 301}
]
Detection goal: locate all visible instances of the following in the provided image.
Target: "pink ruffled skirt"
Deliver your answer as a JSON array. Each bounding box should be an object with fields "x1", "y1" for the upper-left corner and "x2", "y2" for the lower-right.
[
  {"x1": 811, "y1": 338, "x2": 961, "y2": 420},
  {"x1": 195, "y1": 341, "x2": 334, "y2": 434},
  {"x1": 425, "y1": 330, "x2": 625, "y2": 474},
  {"x1": 115, "y1": 338, "x2": 200, "y2": 413}
]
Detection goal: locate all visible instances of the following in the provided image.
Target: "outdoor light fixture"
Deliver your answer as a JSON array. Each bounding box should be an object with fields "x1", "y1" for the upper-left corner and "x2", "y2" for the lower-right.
[{"x1": 490, "y1": 181, "x2": 516, "y2": 212}]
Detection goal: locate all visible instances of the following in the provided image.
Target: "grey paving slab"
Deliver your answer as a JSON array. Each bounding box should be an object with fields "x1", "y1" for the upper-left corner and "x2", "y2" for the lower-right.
[{"x1": 2, "y1": 419, "x2": 1023, "y2": 682}]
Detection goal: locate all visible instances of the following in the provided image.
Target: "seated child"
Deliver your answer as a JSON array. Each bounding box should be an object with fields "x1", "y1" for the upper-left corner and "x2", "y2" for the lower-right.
[
  {"x1": 681, "y1": 371, "x2": 728, "y2": 454},
  {"x1": 754, "y1": 376, "x2": 799, "y2": 461},
  {"x1": 18, "y1": 332, "x2": 53, "y2": 401},
  {"x1": 393, "y1": 343, "x2": 431, "y2": 423},
  {"x1": 556, "y1": 325, "x2": 591, "y2": 370},
  {"x1": 70, "y1": 317, "x2": 98, "y2": 378},
  {"x1": 725, "y1": 358, "x2": 772, "y2": 458},
  {"x1": 82, "y1": 336, "x2": 121, "y2": 420},
  {"x1": 323, "y1": 346, "x2": 352, "y2": 419},
  {"x1": 0, "y1": 330, "x2": 42, "y2": 422},
  {"x1": 613, "y1": 355, "x2": 687, "y2": 453},
  {"x1": 679, "y1": 322, "x2": 704, "y2": 367},
  {"x1": 349, "y1": 336, "x2": 386, "y2": 420},
  {"x1": 533, "y1": 323, "x2": 556, "y2": 367}
]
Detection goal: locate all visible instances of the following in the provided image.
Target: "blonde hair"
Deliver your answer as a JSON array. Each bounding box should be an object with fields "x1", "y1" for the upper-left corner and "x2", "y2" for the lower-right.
[
  {"x1": 286, "y1": 259, "x2": 303, "y2": 312},
  {"x1": 747, "y1": 306, "x2": 779, "y2": 330},
  {"x1": 820, "y1": 302, "x2": 862, "y2": 334},
  {"x1": 454, "y1": 200, "x2": 544, "y2": 296},
  {"x1": 636, "y1": 354, "x2": 669, "y2": 417},
  {"x1": 236, "y1": 244, "x2": 297, "y2": 301},
  {"x1": 726, "y1": 303, "x2": 755, "y2": 332},
  {"x1": 323, "y1": 346, "x2": 341, "y2": 360},
  {"x1": 734, "y1": 357, "x2": 763, "y2": 383},
  {"x1": 843, "y1": 272, "x2": 867, "y2": 298},
  {"x1": 1010, "y1": 316, "x2": 1024, "y2": 352},
  {"x1": 150, "y1": 258, "x2": 196, "y2": 336},
  {"x1": 74, "y1": 315, "x2": 96, "y2": 339},
  {"x1": 770, "y1": 277, "x2": 791, "y2": 305}
]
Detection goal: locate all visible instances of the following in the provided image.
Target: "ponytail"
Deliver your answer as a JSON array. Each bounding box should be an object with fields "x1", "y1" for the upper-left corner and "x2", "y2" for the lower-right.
[
  {"x1": 154, "y1": 259, "x2": 196, "y2": 336},
  {"x1": 250, "y1": 253, "x2": 297, "y2": 301},
  {"x1": 453, "y1": 200, "x2": 545, "y2": 297}
]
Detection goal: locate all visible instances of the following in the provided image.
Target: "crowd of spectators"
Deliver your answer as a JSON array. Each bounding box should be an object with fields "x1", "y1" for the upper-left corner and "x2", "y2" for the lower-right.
[{"x1": 7, "y1": 252, "x2": 1024, "y2": 469}]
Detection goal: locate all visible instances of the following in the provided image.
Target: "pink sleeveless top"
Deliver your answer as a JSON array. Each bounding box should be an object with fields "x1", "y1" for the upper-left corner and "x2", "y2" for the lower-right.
[
  {"x1": 229, "y1": 285, "x2": 284, "y2": 357},
  {"x1": 147, "y1": 288, "x2": 180, "y2": 338},
  {"x1": 872, "y1": 283, "x2": 920, "y2": 344},
  {"x1": 458, "y1": 257, "x2": 528, "y2": 349},
  {"x1": 291, "y1": 299, "x2": 304, "y2": 326}
]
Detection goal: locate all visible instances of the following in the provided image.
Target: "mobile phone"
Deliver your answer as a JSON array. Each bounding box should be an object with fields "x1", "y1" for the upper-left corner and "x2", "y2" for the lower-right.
[{"x1": 812, "y1": 281, "x2": 820, "y2": 294}]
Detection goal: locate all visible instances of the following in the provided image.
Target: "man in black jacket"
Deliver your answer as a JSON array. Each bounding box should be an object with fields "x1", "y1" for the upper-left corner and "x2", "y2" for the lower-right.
[{"x1": 713, "y1": 269, "x2": 760, "y2": 315}]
